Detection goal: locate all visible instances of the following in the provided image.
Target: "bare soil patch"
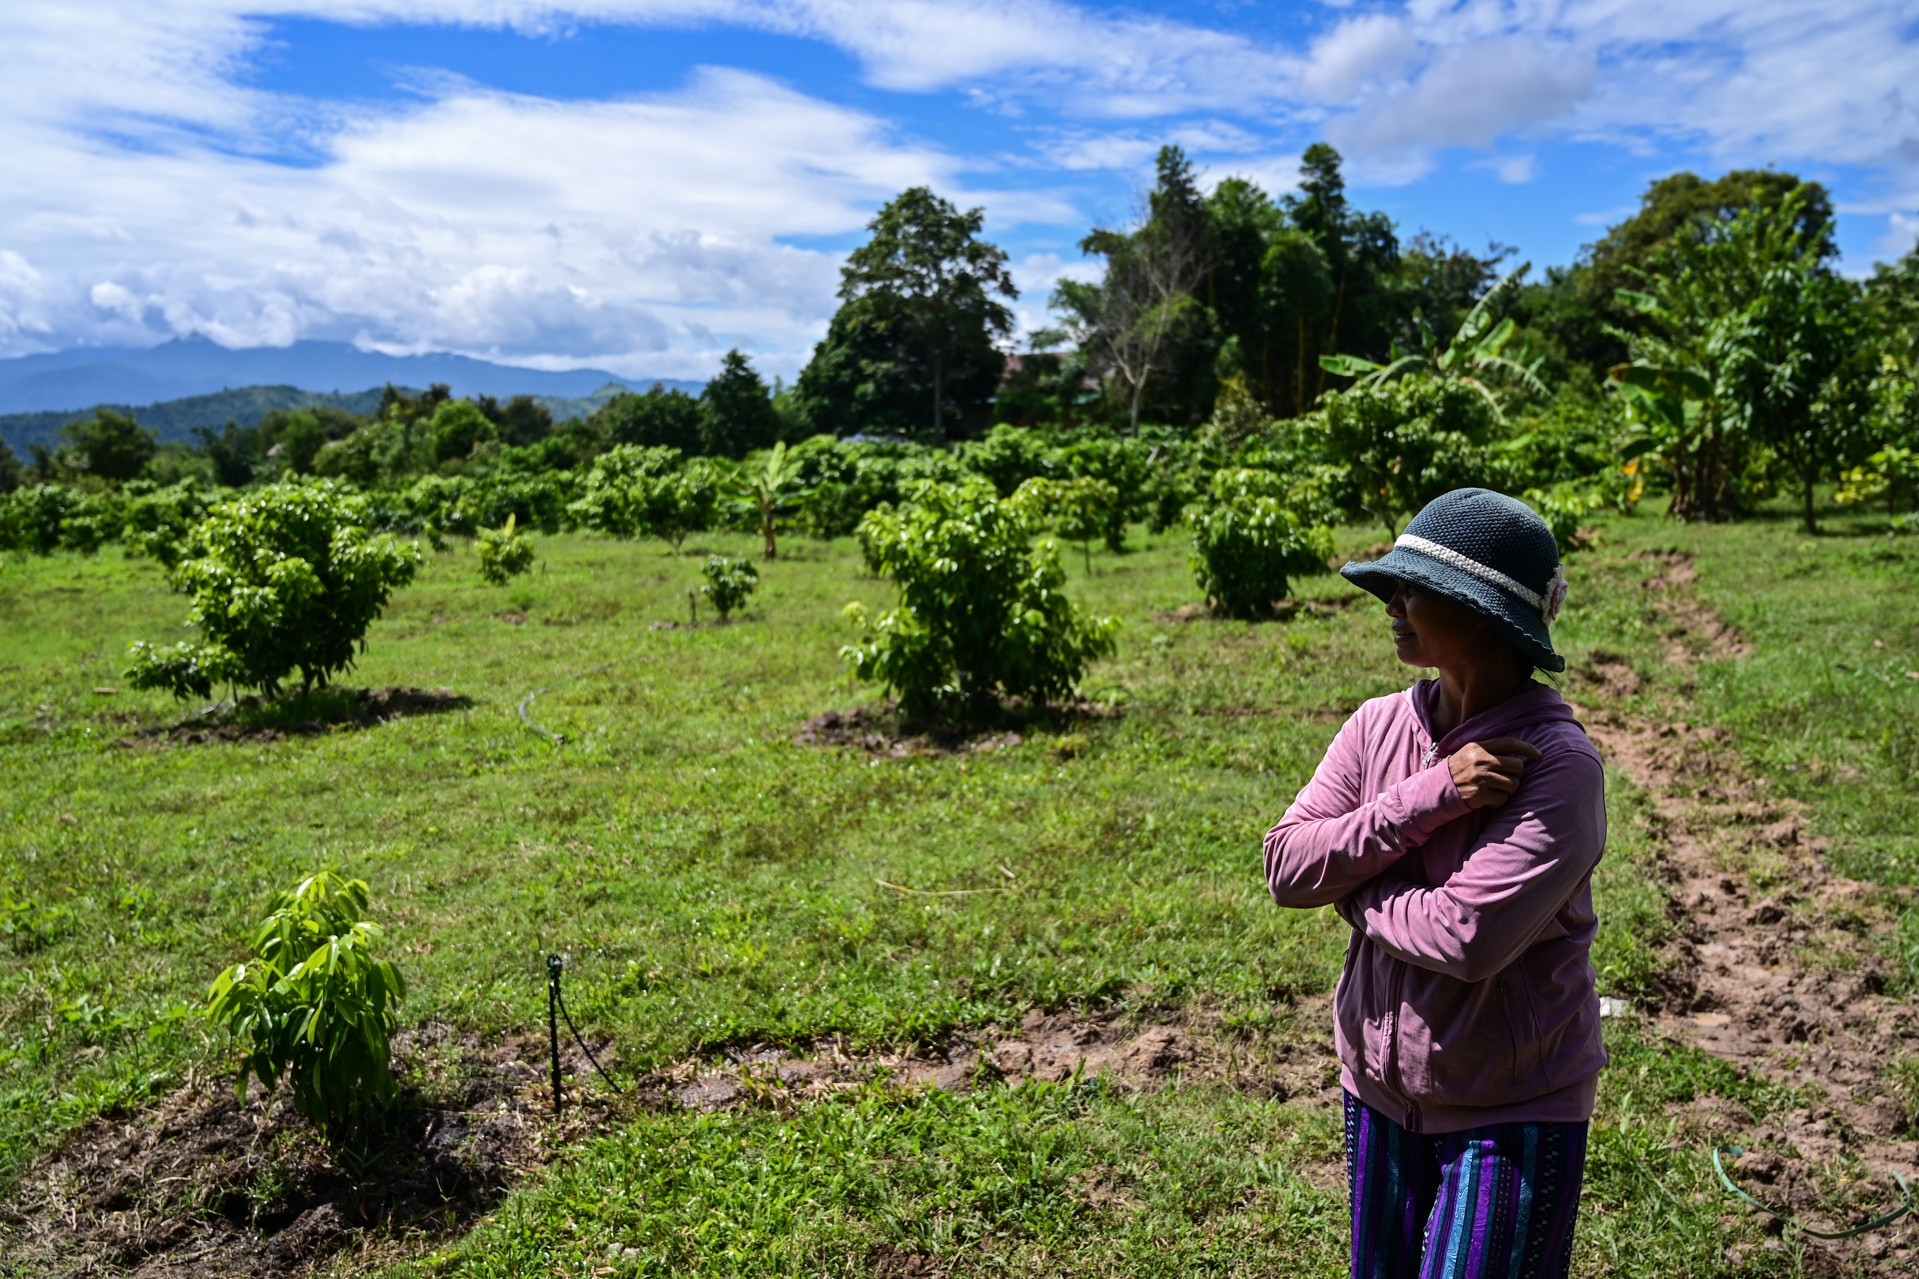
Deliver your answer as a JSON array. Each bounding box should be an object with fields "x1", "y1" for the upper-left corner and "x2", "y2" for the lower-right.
[
  {"x1": 1571, "y1": 579, "x2": 1918, "y2": 1267},
  {"x1": 674, "y1": 1008, "x2": 1210, "y2": 1113},
  {"x1": 1, "y1": 1003, "x2": 1276, "y2": 1276},
  {"x1": 0, "y1": 1024, "x2": 619, "y2": 1277},
  {"x1": 1635, "y1": 549, "x2": 1753, "y2": 664},
  {"x1": 122, "y1": 687, "x2": 471, "y2": 748},
  {"x1": 1153, "y1": 594, "x2": 1362, "y2": 626}
]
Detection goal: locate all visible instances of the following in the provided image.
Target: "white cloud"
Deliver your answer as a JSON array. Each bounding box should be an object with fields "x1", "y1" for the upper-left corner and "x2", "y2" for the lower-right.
[
  {"x1": 1471, "y1": 153, "x2": 1538, "y2": 185},
  {"x1": 1301, "y1": 14, "x2": 1420, "y2": 102},
  {"x1": 0, "y1": 30, "x2": 989, "y2": 374},
  {"x1": 1879, "y1": 212, "x2": 1919, "y2": 264},
  {"x1": 1330, "y1": 37, "x2": 1597, "y2": 171},
  {"x1": 1008, "y1": 250, "x2": 1100, "y2": 340},
  {"x1": 4, "y1": 0, "x2": 1919, "y2": 367}
]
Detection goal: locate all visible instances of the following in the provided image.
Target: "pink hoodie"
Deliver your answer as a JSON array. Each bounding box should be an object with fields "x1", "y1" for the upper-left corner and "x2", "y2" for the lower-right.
[{"x1": 1265, "y1": 680, "x2": 1606, "y2": 1133}]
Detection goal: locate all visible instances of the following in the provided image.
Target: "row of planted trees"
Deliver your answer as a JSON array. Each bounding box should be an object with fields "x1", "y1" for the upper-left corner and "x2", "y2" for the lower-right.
[{"x1": 8, "y1": 148, "x2": 1917, "y2": 542}]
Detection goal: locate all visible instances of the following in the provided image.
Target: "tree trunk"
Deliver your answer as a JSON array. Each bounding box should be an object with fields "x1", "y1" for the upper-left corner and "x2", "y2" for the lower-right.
[
  {"x1": 1801, "y1": 459, "x2": 1818, "y2": 535},
  {"x1": 1314, "y1": 265, "x2": 1348, "y2": 403},
  {"x1": 931, "y1": 350, "x2": 943, "y2": 440},
  {"x1": 762, "y1": 501, "x2": 777, "y2": 559},
  {"x1": 1295, "y1": 312, "x2": 1308, "y2": 416}
]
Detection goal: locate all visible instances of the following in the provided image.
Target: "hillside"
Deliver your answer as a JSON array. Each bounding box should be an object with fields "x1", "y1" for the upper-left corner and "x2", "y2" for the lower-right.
[
  {"x1": 0, "y1": 336, "x2": 702, "y2": 445},
  {"x1": 0, "y1": 373, "x2": 694, "y2": 455}
]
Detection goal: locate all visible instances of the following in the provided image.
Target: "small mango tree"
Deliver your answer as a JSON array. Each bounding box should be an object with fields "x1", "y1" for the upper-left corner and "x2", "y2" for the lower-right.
[
  {"x1": 700, "y1": 555, "x2": 759, "y2": 619},
  {"x1": 206, "y1": 872, "x2": 406, "y2": 1146},
  {"x1": 1310, "y1": 377, "x2": 1495, "y2": 538},
  {"x1": 1012, "y1": 475, "x2": 1126, "y2": 573},
  {"x1": 844, "y1": 481, "x2": 1117, "y2": 726},
  {"x1": 126, "y1": 482, "x2": 421, "y2": 699},
  {"x1": 1188, "y1": 468, "x2": 1334, "y2": 619},
  {"x1": 476, "y1": 512, "x2": 536, "y2": 584}
]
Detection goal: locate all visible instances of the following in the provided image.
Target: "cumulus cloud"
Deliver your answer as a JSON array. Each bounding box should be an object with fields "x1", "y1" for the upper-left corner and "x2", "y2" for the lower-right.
[
  {"x1": 1008, "y1": 250, "x2": 1100, "y2": 340},
  {"x1": 1330, "y1": 38, "x2": 1597, "y2": 170},
  {"x1": 3, "y1": 0, "x2": 1919, "y2": 368},
  {"x1": 1880, "y1": 212, "x2": 1919, "y2": 264},
  {"x1": 0, "y1": 27, "x2": 982, "y2": 373},
  {"x1": 1301, "y1": 14, "x2": 1420, "y2": 102},
  {"x1": 1471, "y1": 153, "x2": 1539, "y2": 185}
]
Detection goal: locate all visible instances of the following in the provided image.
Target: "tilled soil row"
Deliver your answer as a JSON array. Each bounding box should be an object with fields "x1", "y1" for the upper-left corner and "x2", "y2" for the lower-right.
[
  {"x1": 0, "y1": 1007, "x2": 1232, "y2": 1277},
  {"x1": 1573, "y1": 550, "x2": 1918, "y2": 1270}
]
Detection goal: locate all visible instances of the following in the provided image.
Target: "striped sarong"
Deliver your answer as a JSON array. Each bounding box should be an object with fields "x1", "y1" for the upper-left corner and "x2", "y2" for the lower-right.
[{"x1": 1344, "y1": 1090, "x2": 1588, "y2": 1279}]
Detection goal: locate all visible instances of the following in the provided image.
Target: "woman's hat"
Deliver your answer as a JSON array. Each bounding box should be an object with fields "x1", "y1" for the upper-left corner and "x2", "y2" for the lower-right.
[{"x1": 1340, "y1": 488, "x2": 1568, "y2": 673}]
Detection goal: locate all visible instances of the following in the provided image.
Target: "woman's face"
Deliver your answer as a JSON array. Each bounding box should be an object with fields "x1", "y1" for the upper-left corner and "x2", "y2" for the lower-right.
[{"x1": 1384, "y1": 580, "x2": 1492, "y2": 670}]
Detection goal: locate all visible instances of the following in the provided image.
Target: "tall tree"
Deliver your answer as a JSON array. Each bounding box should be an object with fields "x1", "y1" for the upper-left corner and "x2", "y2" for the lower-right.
[
  {"x1": 807, "y1": 188, "x2": 1017, "y2": 440},
  {"x1": 700, "y1": 349, "x2": 778, "y2": 458},
  {"x1": 592, "y1": 383, "x2": 704, "y2": 454},
  {"x1": 1284, "y1": 144, "x2": 1401, "y2": 403},
  {"x1": 1563, "y1": 169, "x2": 1836, "y2": 370},
  {"x1": 1070, "y1": 146, "x2": 1215, "y2": 432},
  {"x1": 60, "y1": 409, "x2": 158, "y2": 482}
]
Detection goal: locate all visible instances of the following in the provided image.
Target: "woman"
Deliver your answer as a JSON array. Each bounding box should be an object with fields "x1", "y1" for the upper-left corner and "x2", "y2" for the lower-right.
[{"x1": 1266, "y1": 488, "x2": 1606, "y2": 1279}]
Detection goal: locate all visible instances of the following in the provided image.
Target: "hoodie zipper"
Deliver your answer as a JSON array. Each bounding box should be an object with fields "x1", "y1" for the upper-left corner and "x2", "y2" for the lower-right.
[{"x1": 1382, "y1": 958, "x2": 1422, "y2": 1133}]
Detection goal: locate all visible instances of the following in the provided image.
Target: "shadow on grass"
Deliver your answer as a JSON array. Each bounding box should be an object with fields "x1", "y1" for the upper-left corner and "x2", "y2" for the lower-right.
[
  {"x1": 128, "y1": 685, "x2": 473, "y2": 747},
  {"x1": 795, "y1": 696, "x2": 1120, "y2": 758}
]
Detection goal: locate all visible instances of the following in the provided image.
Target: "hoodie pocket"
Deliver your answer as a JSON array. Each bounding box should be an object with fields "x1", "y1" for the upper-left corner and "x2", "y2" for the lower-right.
[{"x1": 1499, "y1": 971, "x2": 1544, "y2": 1089}]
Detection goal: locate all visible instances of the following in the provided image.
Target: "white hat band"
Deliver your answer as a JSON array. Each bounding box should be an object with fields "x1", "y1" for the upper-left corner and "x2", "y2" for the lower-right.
[{"x1": 1395, "y1": 533, "x2": 1546, "y2": 613}]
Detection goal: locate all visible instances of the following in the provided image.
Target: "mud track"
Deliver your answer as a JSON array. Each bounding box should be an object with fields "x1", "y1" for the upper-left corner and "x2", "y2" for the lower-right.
[{"x1": 1573, "y1": 550, "x2": 1917, "y2": 1270}]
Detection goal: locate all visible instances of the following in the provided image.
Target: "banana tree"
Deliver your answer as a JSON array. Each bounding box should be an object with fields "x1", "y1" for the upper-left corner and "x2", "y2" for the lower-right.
[
  {"x1": 1318, "y1": 264, "x2": 1546, "y2": 420},
  {"x1": 726, "y1": 441, "x2": 807, "y2": 559},
  {"x1": 1605, "y1": 192, "x2": 1847, "y2": 525}
]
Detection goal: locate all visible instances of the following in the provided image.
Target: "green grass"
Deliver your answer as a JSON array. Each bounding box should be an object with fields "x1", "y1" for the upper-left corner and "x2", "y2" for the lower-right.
[{"x1": 1, "y1": 504, "x2": 1913, "y2": 1276}]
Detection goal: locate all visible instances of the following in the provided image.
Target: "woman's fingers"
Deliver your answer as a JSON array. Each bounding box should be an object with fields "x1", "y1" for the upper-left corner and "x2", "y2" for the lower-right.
[{"x1": 1447, "y1": 738, "x2": 1543, "y2": 808}]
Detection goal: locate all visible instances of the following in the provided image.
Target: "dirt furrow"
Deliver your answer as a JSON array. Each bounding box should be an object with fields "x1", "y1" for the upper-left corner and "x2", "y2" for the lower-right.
[{"x1": 1573, "y1": 550, "x2": 1918, "y2": 1268}]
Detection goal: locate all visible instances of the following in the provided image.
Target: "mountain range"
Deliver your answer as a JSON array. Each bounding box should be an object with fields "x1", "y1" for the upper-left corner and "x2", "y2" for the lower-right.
[{"x1": 0, "y1": 338, "x2": 702, "y2": 453}]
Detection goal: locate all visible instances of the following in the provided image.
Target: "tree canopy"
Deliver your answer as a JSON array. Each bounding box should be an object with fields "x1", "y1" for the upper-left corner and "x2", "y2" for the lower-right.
[{"x1": 798, "y1": 187, "x2": 1016, "y2": 440}]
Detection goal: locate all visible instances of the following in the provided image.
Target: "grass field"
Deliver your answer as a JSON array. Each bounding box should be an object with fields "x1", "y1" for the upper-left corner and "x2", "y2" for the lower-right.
[{"x1": 1, "y1": 501, "x2": 1915, "y2": 1276}]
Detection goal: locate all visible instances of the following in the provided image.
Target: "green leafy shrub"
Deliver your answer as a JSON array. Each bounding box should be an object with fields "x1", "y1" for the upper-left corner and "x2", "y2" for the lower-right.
[
  {"x1": 126, "y1": 481, "x2": 421, "y2": 699},
  {"x1": 1012, "y1": 475, "x2": 1126, "y2": 571},
  {"x1": 1187, "y1": 468, "x2": 1335, "y2": 619},
  {"x1": 700, "y1": 555, "x2": 759, "y2": 619},
  {"x1": 205, "y1": 872, "x2": 406, "y2": 1147},
  {"x1": 1522, "y1": 485, "x2": 1603, "y2": 554},
  {"x1": 958, "y1": 424, "x2": 1063, "y2": 496},
  {"x1": 120, "y1": 481, "x2": 212, "y2": 568},
  {"x1": 476, "y1": 512, "x2": 537, "y2": 584},
  {"x1": 569, "y1": 445, "x2": 718, "y2": 550},
  {"x1": 428, "y1": 398, "x2": 497, "y2": 463},
  {"x1": 1310, "y1": 378, "x2": 1496, "y2": 537},
  {"x1": 844, "y1": 481, "x2": 1117, "y2": 725},
  {"x1": 0, "y1": 484, "x2": 114, "y2": 555}
]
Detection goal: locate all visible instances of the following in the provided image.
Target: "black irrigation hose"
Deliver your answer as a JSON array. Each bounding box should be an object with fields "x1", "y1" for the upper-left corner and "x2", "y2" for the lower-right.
[
  {"x1": 516, "y1": 661, "x2": 614, "y2": 745},
  {"x1": 546, "y1": 952, "x2": 625, "y2": 1114}
]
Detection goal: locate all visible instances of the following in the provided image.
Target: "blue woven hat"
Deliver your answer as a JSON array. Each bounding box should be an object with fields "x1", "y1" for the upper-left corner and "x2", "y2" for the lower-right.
[{"x1": 1340, "y1": 488, "x2": 1568, "y2": 673}]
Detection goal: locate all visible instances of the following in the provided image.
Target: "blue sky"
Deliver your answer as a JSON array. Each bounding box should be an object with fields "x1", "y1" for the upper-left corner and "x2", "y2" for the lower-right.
[{"x1": 3, "y1": 2, "x2": 1917, "y2": 380}]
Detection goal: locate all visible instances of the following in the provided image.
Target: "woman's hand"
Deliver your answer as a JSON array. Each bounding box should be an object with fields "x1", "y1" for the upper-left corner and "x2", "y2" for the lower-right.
[{"x1": 1447, "y1": 737, "x2": 1543, "y2": 809}]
